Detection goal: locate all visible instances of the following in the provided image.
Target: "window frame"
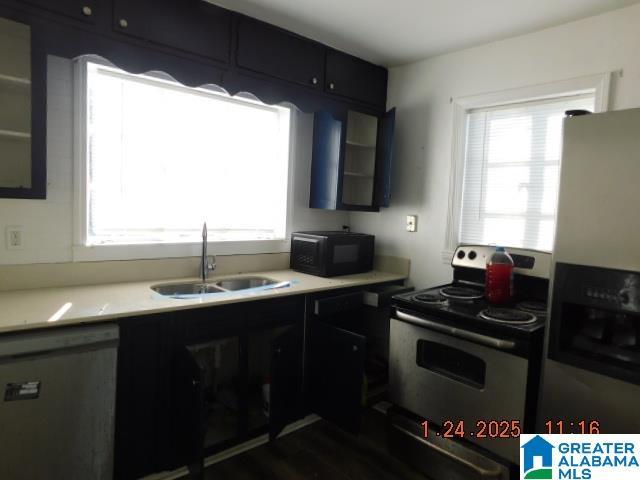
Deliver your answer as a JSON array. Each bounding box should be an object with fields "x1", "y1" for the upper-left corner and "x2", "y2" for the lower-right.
[
  {"x1": 72, "y1": 56, "x2": 296, "y2": 262},
  {"x1": 444, "y1": 73, "x2": 611, "y2": 261}
]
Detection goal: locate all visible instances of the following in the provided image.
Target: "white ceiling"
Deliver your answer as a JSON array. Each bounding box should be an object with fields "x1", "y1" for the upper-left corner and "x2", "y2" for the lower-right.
[{"x1": 209, "y1": 0, "x2": 640, "y2": 67}]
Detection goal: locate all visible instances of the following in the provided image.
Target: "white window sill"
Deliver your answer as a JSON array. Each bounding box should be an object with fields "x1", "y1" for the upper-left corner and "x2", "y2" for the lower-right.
[{"x1": 72, "y1": 239, "x2": 290, "y2": 262}]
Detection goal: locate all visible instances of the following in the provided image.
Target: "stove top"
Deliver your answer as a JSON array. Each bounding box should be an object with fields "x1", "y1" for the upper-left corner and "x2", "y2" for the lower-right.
[{"x1": 393, "y1": 283, "x2": 547, "y2": 338}]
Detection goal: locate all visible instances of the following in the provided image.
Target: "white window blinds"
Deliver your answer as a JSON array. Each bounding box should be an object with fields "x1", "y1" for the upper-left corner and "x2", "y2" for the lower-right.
[
  {"x1": 458, "y1": 94, "x2": 595, "y2": 251},
  {"x1": 84, "y1": 61, "x2": 291, "y2": 246}
]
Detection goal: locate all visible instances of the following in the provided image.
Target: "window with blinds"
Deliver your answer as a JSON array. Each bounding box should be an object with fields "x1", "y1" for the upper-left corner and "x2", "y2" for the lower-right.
[
  {"x1": 82, "y1": 61, "x2": 291, "y2": 246},
  {"x1": 457, "y1": 93, "x2": 595, "y2": 251}
]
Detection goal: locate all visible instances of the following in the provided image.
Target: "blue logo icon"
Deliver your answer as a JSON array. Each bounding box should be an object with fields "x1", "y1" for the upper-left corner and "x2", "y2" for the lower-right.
[{"x1": 521, "y1": 435, "x2": 554, "y2": 479}]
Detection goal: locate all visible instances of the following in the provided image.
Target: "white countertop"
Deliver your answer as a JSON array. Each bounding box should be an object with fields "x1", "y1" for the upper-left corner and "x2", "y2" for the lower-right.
[{"x1": 0, "y1": 269, "x2": 405, "y2": 335}]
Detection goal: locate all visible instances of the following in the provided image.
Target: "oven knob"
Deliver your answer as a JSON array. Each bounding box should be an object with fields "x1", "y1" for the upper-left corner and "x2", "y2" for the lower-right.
[
  {"x1": 457, "y1": 250, "x2": 466, "y2": 259},
  {"x1": 468, "y1": 251, "x2": 477, "y2": 260}
]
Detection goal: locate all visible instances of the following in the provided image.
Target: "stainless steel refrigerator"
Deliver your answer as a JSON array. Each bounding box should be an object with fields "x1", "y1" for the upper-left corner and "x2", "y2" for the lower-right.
[{"x1": 538, "y1": 107, "x2": 640, "y2": 433}]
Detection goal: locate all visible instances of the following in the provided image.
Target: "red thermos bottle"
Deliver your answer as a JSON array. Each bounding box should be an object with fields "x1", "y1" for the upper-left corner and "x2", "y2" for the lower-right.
[{"x1": 485, "y1": 246, "x2": 514, "y2": 304}]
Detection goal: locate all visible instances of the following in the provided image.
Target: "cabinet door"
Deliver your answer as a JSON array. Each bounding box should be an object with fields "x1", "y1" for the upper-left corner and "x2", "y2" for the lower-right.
[
  {"x1": 307, "y1": 319, "x2": 366, "y2": 434},
  {"x1": 269, "y1": 325, "x2": 304, "y2": 440},
  {"x1": 115, "y1": 316, "x2": 172, "y2": 479},
  {"x1": 237, "y1": 17, "x2": 324, "y2": 90},
  {"x1": 374, "y1": 108, "x2": 396, "y2": 208},
  {"x1": 18, "y1": 0, "x2": 99, "y2": 23},
  {"x1": 171, "y1": 346, "x2": 206, "y2": 472},
  {"x1": 113, "y1": 0, "x2": 231, "y2": 63},
  {"x1": 325, "y1": 50, "x2": 387, "y2": 108},
  {"x1": 309, "y1": 110, "x2": 344, "y2": 210}
]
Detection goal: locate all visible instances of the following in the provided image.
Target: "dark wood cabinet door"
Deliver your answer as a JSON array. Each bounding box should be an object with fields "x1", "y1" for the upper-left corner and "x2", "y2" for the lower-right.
[
  {"x1": 269, "y1": 325, "x2": 304, "y2": 440},
  {"x1": 325, "y1": 50, "x2": 387, "y2": 108},
  {"x1": 112, "y1": 0, "x2": 231, "y2": 63},
  {"x1": 374, "y1": 108, "x2": 396, "y2": 208},
  {"x1": 236, "y1": 16, "x2": 324, "y2": 90},
  {"x1": 307, "y1": 319, "x2": 366, "y2": 434},
  {"x1": 309, "y1": 110, "x2": 344, "y2": 210},
  {"x1": 114, "y1": 316, "x2": 172, "y2": 480},
  {"x1": 17, "y1": 0, "x2": 99, "y2": 23},
  {"x1": 170, "y1": 346, "x2": 206, "y2": 472}
]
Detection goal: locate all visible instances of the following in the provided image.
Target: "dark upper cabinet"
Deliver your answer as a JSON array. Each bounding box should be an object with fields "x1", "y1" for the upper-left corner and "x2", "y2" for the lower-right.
[
  {"x1": 310, "y1": 108, "x2": 396, "y2": 211},
  {"x1": 112, "y1": 0, "x2": 231, "y2": 63},
  {"x1": 17, "y1": 0, "x2": 99, "y2": 23},
  {"x1": 310, "y1": 110, "x2": 344, "y2": 210},
  {"x1": 236, "y1": 16, "x2": 324, "y2": 90},
  {"x1": 374, "y1": 108, "x2": 396, "y2": 208},
  {"x1": 325, "y1": 50, "x2": 388, "y2": 108}
]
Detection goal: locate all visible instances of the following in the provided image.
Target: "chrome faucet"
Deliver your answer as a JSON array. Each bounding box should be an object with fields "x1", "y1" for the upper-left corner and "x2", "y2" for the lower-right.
[{"x1": 201, "y1": 222, "x2": 216, "y2": 283}]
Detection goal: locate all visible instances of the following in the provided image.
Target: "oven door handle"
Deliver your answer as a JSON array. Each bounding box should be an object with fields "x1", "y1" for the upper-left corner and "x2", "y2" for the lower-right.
[
  {"x1": 395, "y1": 310, "x2": 516, "y2": 351},
  {"x1": 392, "y1": 425, "x2": 505, "y2": 478}
]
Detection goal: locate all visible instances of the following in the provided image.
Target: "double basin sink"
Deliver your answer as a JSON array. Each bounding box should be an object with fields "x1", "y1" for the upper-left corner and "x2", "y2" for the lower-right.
[{"x1": 152, "y1": 276, "x2": 289, "y2": 298}]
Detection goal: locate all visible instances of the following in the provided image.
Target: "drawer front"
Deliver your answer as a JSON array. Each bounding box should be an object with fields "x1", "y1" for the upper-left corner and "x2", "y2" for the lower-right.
[
  {"x1": 18, "y1": 0, "x2": 99, "y2": 23},
  {"x1": 313, "y1": 291, "x2": 363, "y2": 317}
]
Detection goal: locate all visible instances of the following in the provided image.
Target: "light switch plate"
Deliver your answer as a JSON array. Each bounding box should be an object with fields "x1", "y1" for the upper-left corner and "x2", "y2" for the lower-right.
[
  {"x1": 6, "y1": 226, "x2": 24, "y2": 250},
  {"x1": 406, "y1": 215, "x2": 417, "y2": 232}
]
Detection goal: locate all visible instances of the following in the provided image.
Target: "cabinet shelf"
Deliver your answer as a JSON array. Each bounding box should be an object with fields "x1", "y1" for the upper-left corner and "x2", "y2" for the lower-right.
[
  {"x1": 0, "y1": 129, "x2": 31, "y2": 140},
  {"x1": 344, "y1": 171, "x2": 373, "y2": 179},
  {"x1": 346, "y1": 140, "x2": 376, "y2": 149},
  {"x1": 0, "y1": 73, "x2": 31, "y2": 87}
]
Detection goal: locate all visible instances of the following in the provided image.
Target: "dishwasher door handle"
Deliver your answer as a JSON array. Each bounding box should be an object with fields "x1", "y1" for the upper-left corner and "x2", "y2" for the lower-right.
[{"x1": 394, "y1": 310, "x2": 516, "y2": 351}]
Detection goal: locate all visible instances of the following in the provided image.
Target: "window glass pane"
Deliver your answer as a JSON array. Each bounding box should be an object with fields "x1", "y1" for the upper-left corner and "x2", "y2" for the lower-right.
[
  {"x1": 85, "y1": 62, "x2": 291, "y2": 245},
  {"x1": 459, "y1": 93, "x2": 595, "y2": 251}
]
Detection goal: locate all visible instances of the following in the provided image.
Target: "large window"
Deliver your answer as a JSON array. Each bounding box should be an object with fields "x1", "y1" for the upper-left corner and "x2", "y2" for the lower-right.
[
  {"x1": 78, "y1": 60, "x2": 291, "y2": 247},
  {"x1": 448, "y1": 76, "x2": 608, "y2": 253}
]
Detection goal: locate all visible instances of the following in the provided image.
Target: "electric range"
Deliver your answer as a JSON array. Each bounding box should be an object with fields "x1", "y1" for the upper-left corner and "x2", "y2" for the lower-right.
[{"x1": 387, "y1": 245, "x2": 551, "y2": 477}]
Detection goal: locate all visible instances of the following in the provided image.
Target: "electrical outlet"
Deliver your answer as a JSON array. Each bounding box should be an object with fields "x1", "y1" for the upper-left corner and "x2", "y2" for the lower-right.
[
  {"x1": 6, "y1": 226, "x2": 24, "y2": 250},
  {"x1": 406, "y1": 215, "x2": 417, "y2": 232}
]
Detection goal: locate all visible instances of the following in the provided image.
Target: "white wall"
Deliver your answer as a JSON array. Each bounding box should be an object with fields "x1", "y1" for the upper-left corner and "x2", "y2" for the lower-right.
[
  {"x1": 0, "y1": 56, "x2": 347, "y2": 265},
  {"x1": 349, "y1": 3, "x2": 640, "y2": 288}
]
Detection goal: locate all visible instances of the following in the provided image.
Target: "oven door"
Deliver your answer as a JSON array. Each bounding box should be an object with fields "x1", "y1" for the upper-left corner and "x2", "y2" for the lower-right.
[{"x1": 389, "y1": 311, "x2": 528, "y2": 463}]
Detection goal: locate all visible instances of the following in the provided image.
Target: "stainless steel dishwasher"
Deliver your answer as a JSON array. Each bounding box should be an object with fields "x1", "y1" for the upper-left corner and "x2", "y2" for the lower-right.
[{"x1": 0, "y1": 324, "x2": 119, "y2": 480}]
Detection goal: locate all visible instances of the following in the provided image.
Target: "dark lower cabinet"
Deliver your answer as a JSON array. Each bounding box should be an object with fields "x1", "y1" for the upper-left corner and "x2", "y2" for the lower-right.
[
  {"x1": 114, "y1": 314, "x2": 174, "y2": 480},
  {"x1": 307, "y1": 318, "x2": 367, "y2": 434},
  {"x1": 115, "y1": 290, "x2": 387, "y2": 478}
]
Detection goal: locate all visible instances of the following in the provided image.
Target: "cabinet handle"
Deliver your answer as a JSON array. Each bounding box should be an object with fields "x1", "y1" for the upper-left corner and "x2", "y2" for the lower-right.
[
  {"x1": 352, "y1": 345, "x2": 358, "y2": 352},
  {"x1": 276, "y1": 347, "x2": 282, "y2": 355},
  {"x1": 311, "y1": 77, "x2": 318, "y2": 85},
  {"x1": 329, "y1": 82, "x2": 335, "y2": 90},
  {"x1": 82, "y1": 6, "x2": 92, "y2": 16},
  {"x1": 119, "y1": 18, "x2": 128, "y2": 28}
]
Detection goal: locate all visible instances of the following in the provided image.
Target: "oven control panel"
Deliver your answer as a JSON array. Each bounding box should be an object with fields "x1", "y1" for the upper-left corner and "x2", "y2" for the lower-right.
[{"x1": 451, "y1": 245, "x2": 551, "y2": 279}]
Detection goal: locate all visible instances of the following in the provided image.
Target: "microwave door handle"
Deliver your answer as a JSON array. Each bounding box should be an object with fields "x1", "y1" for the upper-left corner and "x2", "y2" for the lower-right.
[{"x1": 395, "y1": 310, "x2": 516, "y2": 351}]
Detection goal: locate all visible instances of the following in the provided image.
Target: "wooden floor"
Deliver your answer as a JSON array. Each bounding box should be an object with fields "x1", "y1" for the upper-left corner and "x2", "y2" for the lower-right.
[{"x1": 199, "y1": 412, "x2": 427, "y2": 480}]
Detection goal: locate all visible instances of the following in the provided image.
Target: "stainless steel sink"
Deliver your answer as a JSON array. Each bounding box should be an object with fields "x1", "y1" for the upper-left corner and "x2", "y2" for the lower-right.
[
  {"x1": 151, "y1": 282, "x2": 226, "y2": 296},
  {"x1": 152, "y1": 276, "x2": 287, "y2": 298},
  {"x1": 215, "y1": 276, "x2": 278, "y2": 291}
]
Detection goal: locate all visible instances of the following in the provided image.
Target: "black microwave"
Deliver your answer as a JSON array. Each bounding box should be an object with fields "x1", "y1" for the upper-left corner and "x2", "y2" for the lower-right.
[{"x1": 290, "y1": 231, "x2": 375, "y2": 277}]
